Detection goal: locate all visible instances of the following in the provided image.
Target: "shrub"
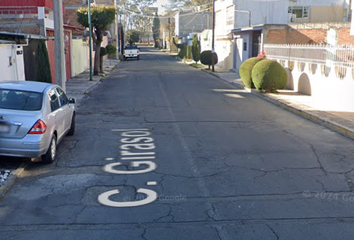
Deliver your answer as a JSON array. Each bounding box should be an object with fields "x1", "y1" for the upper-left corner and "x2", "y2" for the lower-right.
[
  {"x1": 106, "y1": 44, "x2": 117, "y2": 58},
  {"x1": 100, "y1": 46, "x2": 107, "y2": 56},
  {"x1": 251, "y1": 59, "x2": 287, "y2": 92},
  {"x1": 178, "y1": 44, "x2": 187, "y2": 59},
  {"x1": 35, "y1": 40, "x2": 52, "y2": 83},
  {"x1": 239, "y1": 57, "x2": 264, "y2": 89},
  {"x1": 186, "y1": 45, "x2": 192, "y2": 60},
  {"x1": 200, "y1": 50, "x2": 218, "y2": 69},
  {"x1": 191, "y1": 35, "x2": 200, "y2": 63}
]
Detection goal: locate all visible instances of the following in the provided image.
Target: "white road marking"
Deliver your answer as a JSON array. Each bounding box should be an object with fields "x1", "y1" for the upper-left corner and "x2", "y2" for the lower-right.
[
  {"x1": 147, "y1": 181, "x2": 157, "y2": 186},
  {"x1": 98, "y1": 129, "x2": 158, "y2": 207}
]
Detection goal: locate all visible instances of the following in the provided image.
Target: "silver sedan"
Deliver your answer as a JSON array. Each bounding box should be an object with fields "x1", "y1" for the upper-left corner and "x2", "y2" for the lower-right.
[{"x1": 0, "y1": 81, "x2": 75, "y2": 163}]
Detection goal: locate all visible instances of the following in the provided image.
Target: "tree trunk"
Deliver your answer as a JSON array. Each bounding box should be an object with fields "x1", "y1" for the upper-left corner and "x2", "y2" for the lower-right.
[
  {"x1": 94, "y1": 41, "x2": 102, "y2": 75},
  {"x1": 100, "y1": 55, "x2": 104, "y2": 73},
  {"x1": 94, "y1": 29, "x2": 103, "y2": 76}
]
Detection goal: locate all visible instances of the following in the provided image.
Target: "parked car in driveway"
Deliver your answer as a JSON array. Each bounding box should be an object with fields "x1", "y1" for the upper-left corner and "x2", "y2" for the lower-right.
[{"x1": 0, "y1": 81, "x2": 76, "y2": 163}]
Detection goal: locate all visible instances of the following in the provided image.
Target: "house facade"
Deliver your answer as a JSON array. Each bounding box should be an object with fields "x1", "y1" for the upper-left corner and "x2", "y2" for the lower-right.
[
  {"x1": 63, "y1": 0, "x2": 90, "y2": 36},
  {"x1": 214, "y1": 0, "x2": 352, "y2": 71},
  {"x1": 0, "y1": 43, "x2": 25, "y2": 81},
  {"x1": 0, "y1": 34, "x2": 26, "y2": 82},
  {"x1": 174, "y1": 10, "x2": 212, "y2": 41},
  {"x1": 0, "y1": 0, "x2": 75, "y2": 82},
  {"x1": 288, "y1": 0, "x2": 351, "y2": 24},
  {"x1": 0, "y1": 0, "x2": 54, "y2": 36}
]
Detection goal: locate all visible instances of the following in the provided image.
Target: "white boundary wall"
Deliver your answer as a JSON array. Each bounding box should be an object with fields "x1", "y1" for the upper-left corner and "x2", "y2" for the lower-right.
[
  {"x1": 71, "y1": 39, "x2": 89, "y2": 77},
  {"x1": 0, "y1": 44, "x2": 25, "y2": 82},
  {"x1": 265, "y1": 44, "x2": 354, "y2": 112}
]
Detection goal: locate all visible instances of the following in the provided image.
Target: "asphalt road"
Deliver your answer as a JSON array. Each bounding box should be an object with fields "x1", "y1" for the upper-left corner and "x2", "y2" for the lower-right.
[{"x1": 1, "y1": 47, "x2": 354, "y2": 240}]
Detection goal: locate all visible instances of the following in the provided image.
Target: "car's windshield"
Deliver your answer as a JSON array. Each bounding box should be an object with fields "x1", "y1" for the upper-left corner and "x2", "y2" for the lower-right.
[
  {"x1": 0, "y1": 89, "x2": 43, "y2": 111},
  {"x1": 125, "y1": 45, "x2": 138, "y2": 49}
]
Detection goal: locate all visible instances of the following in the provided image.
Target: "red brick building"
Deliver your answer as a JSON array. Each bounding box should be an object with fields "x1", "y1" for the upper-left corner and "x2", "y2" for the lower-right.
[
  {"x1": 0, "y1": 0, "x2": 76, "y2": 82},
  {"x1": 63, "y1": 0, "x2": 89, "y2": 36},
  {"x1": 0, "y1": 0, "x2": 54, "y2": 35}
]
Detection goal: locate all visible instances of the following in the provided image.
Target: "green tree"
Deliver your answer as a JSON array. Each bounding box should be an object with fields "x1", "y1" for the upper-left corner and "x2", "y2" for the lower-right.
[
  {"x1": 191, "y1": 34, "x2": 200, "y2": 63},
  {"x1": 186, "y1": 46, "x2": 192, "y2": 59},
  {"x1": 152, "y1": 12, "x2": 160, "y2": 48},
  {"x1": 106, "y1": 44, "x2": 117, "y2": 58},
  {"x1": 36, "y1": 40, "x2": 52, "y2": 83},
  {"x1": 77, "y1": 6, "x2": 116, "y2": 75},
  {"x1": 126, "y1": 30, "x2": 140, "y2": 45},
  {"x1": 177, "y1": 44, "x2": 187, "y2": 59}
]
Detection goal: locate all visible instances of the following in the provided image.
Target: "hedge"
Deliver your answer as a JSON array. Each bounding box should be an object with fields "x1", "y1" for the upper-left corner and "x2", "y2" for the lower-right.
[
  {"x1": 252, "y1": 59, "x2": 287, "y2": 92},
  {"x1": 239, "y1": 57, "x2": 264, "y2": 89}
]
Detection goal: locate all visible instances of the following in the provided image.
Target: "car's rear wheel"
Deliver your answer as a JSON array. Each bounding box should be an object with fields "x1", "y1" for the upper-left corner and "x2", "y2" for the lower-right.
[
  {"x1": 42, "y1": 135, "x2": 56, "y2": 164},
  {"x1": 137, "y1": 56, "x2": 140, "y2": 60},
  {"x1": 67, "y1": 114, "x2": 75, "y2": 136}
]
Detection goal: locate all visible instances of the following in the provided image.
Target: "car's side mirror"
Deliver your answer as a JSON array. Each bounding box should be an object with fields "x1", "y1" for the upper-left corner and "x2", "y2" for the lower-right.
[{"x1": 69, "y1": 98, "x2": 76, "y2": 104}]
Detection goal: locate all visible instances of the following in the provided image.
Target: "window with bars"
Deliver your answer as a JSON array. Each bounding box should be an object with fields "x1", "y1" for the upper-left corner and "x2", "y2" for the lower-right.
[{"x1": 288, "y1": 6, "x2": 309, "y2": 19}]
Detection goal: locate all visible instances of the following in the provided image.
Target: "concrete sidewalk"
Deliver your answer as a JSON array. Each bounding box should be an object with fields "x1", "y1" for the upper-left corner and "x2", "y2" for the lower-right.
[
  {"x1": 209, "y1": 69, "x2": 354, "y2": 141},
  {"x1": 66, "y1": 59, "x2": 119, "y2": 105}
]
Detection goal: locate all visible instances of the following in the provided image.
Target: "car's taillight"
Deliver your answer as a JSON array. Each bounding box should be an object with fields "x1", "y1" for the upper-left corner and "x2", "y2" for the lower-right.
[
  {"x1": 29, "y1": 120, "x2": 47, "y2": 134},
  {"x1": 123, "y1": 50, "x2": 125, "y2": 54},
  {"x1": 137, "y1": 50, "x2": 139, "y2": 53}
]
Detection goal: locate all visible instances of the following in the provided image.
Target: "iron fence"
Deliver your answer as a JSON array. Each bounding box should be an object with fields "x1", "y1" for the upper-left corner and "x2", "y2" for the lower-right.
[{"x1": 264, "y1": 44, "x2": 354, "y2": 68}]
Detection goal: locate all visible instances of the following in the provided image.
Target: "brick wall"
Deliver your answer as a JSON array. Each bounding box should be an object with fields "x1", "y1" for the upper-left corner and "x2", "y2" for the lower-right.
[
  {"x1": 264, "y1": 23, "x2": 354, "y2": 45},
  {"x1": 64, "y1": 8, "x2": 84, "y2": 35},
  {"x1": 0, "y1": 24, "x2": 41, "y2": 35},
  {"x1": 63, "y1": 0, "x2": 86, "y2": 36},
  {"x1": 266, "y1": 28, "x2": 327, "y2": 44},
  {"x1": 337, "y1": 28, "x2": 354, "y2": 45}
]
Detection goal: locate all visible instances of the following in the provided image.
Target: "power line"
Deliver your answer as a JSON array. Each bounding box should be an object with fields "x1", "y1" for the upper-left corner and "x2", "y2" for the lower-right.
[{"x1": 120, "y1": 6, "x2": 212, "y2": 19}]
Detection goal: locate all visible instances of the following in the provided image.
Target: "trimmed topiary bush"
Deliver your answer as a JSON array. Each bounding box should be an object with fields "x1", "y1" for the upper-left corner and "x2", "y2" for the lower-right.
[
  {"x1": 251, "y1": 59, "x2": 287, "y2": 92},
  {"x1": 106, "y1": 44, "x2": 117, "y2": 58},
  {"x1": 200, "y1": 50, "x2": 218, "y2": 69},
  {"x1": 239, "y1": 57, "x2": 264, "y2": 89}
]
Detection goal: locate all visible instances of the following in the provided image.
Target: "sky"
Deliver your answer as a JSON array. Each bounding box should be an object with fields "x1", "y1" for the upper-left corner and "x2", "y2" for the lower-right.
[
  {"x1": 152, "y1": 0, "x2": 170, "y2": 15},
  {"x1": 152, "y1": 0, "x2": 186, "y2": 15}
]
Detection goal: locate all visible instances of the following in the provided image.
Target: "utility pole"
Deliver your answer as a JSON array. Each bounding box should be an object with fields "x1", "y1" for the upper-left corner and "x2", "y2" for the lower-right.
[
  {"x1": 114, "y1": 0, "x2": 119, "y2": 59},
  {"x1": 88, "y1": 0, "x2": 93, "y2": 81},
  {"x1": 168, "y1": 17, "x2": 171, "y2": 54},
  {"x1": 53, "y1": 0, "x2": 66, "y2": 90},
  {"x1": 211, "y1": 0, "x2": 215, "y2": 72}
]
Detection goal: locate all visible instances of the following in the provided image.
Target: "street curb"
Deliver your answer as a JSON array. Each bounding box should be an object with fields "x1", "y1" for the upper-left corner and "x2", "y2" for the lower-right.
[
  {"x1": 207, "y1": 70, "x2": 354, "y2": 141},
  {"x1": 83, "y1": 65, "x2": 118, "y2": 96},
  {"x1": 0, "y1": 162, "x2": 27, "y2": 199},
  {"x1": 254, "y1": 91, "x2": 354, "y2": 140},
  {"x1": 83, "y1": 80, "x2": 102, "y2": 96}
]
